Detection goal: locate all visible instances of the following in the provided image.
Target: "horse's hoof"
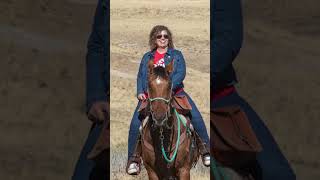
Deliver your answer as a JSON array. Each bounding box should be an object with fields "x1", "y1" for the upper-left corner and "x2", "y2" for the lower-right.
[
  {"x1": 127, "y1": 162, "x2": 140, "y2": 175},
  {"x1": 202, "y1": 154, "x2": 211, "y2": 167}
]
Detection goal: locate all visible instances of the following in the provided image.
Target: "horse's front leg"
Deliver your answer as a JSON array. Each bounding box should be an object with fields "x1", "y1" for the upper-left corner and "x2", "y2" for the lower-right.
[
  {"x1": 178, "y1": 168, "x2": 190, "y2": 180},
  {"x1": 144, "y1": 164, "x2": 159, "y2": 180}
]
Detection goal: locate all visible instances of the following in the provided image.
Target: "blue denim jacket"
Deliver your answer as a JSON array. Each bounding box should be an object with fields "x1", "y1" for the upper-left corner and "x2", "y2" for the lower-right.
[
  {"x1": 86, "y1": 0, "x2": 109, "y2": 112},
  {"x1": 211, "y1": 0, "x2": 243, "y2": 90},
  {"x1": 137, "y1": 48, "x2": 185, "y2": 96}
]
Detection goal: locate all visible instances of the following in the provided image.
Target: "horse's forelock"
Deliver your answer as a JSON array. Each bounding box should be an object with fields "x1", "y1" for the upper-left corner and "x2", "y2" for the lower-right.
[
  {"x1": 152, "y1": 66, "x2": 169, "y2": 79},
  {"x1": 148, "y1": 67, "x2": 171, "y2": 96}
]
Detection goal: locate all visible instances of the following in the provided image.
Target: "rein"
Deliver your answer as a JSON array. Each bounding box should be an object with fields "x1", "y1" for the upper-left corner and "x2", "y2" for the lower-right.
[{"x1": 160, "y1": 109, "x2": 183, "y2": 163}]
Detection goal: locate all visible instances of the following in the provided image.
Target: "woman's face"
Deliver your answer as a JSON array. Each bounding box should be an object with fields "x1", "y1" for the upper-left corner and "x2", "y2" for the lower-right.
[{"x1": 156, "y1": 30, "x2": 169, "y2": 49}]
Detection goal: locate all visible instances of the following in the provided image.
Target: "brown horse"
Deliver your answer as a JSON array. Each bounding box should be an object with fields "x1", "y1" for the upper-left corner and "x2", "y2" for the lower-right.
[{"x1": 140, "y1": 60, "x2": 199, "y2": 180}]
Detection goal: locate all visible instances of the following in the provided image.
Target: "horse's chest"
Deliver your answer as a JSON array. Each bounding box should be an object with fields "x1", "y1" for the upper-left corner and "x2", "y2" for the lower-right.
[{"x1": 142, "y1": 130, "x2": 192, "y2": 167}]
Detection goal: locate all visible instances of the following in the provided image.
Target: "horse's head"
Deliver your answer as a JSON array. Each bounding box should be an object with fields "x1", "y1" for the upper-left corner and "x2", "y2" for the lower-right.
[{"x1": 147, "y1": 59, "x2": 173, "y2": 127}]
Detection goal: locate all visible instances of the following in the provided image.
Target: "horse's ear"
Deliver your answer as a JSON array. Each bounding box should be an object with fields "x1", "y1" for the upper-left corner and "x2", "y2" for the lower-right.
[
  {"x1": 148, "y1": 59, "x2": 154, "y2": 74},
  {"x1": 166, "y1": 60, "x2": 174, "y2": 74}
]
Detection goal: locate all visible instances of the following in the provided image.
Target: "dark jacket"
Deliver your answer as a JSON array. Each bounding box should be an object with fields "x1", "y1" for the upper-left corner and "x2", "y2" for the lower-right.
[
  {"x1": 86, "y1": 0, "x2": 109, "y2": 112},
  {"x1": 137, "y1": 48, "x2": 185, "y2": 96},
  {"x1": 211, "y1": 0, "x2": 243, "y2": 90}
]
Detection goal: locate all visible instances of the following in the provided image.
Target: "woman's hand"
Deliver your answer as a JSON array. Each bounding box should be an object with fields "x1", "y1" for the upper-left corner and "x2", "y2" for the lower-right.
[{"x1": 137, "y1": 93, "x2": 147, "y2": 101}]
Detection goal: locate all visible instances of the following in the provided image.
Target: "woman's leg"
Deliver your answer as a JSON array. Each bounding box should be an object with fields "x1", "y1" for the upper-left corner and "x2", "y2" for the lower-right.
[
  {"x1": 127, "y1": 102, "x2": 142, "y2": 158},
  {"x1": 213, "y1": 92, "x2": 296, "y2": 180},
  {"x1": 72, "y1": 124, "x2": 102, "y2": 180}
]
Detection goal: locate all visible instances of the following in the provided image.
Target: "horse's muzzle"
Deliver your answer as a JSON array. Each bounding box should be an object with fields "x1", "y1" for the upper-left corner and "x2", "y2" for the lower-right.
[{"x1": 152, "y1": 113, "x2": 168, "y2": 127}]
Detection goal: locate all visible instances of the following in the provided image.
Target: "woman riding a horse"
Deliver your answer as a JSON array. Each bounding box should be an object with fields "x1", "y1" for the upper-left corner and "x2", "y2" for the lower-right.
[{"x1": 126, "y1": 25, "x2": 210, "y2": 175}]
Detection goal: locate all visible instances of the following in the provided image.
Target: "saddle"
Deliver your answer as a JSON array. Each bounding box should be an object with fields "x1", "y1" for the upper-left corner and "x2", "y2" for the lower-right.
[
  {"x1": 172, "y1": 95, "x2": 192, "y2": 115},
  {"x1": 211, "y1": 106, "x2": 262, "y2": 168}
]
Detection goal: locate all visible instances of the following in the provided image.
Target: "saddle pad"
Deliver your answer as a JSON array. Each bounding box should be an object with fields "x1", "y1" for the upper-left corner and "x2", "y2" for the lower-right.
[
  {"x1": 142, "y1": 116, "x2": 149, "y2": 129},
  {"x1": 178, "y1": 113, "x2": 193, "y2": 133}
]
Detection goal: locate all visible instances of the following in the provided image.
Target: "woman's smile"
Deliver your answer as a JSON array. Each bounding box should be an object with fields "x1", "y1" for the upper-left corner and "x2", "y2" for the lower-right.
[{"x1": 156, "y1": 30, "x2": 169, "y2": 48}]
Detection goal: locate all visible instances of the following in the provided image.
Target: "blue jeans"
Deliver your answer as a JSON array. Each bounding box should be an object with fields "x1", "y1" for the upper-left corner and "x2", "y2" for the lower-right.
[
  {"x1": 72, "y1": 124, "x2": 109, "y2": 180},
  {"x1": 127, "y1": 90, "x2": 210, "y2": 157},
  {"x1": 212, "y1": 92, "x2": 296, "y2": 180}
]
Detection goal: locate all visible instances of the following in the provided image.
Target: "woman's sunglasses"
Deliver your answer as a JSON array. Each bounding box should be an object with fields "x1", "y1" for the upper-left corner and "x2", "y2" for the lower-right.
[{"x1": 156, "y1": 34, "x2": 169, "y2": 39}]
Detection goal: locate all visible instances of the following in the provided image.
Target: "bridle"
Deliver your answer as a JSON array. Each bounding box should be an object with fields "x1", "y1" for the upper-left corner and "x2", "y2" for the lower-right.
[{"x1": 148, "y1": 81, "x2": 173, "y2": 128}]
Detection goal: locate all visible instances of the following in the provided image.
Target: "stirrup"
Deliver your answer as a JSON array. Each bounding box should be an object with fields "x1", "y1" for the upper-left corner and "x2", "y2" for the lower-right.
[
  {"x1": 202, "y1": 154, "x2": 210, "y2": 167},
  {"x1": 127, "y1": 162, "x2": 140, "y2": 175}
]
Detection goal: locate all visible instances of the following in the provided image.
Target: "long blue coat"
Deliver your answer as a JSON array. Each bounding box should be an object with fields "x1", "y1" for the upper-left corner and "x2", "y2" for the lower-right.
[{"x1": 136, "y1": 48, "x2": 185, "y2": 96}]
